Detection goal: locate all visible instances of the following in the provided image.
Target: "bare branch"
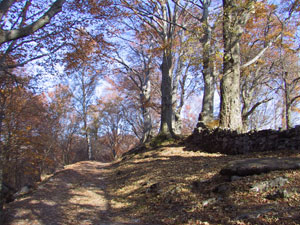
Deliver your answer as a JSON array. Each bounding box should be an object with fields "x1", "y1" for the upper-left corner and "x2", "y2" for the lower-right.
[
  {"x1": 0, "y1": 0, "x2": 66, "y2": 45},
  {"x1": 241, "y1": 34, "x2": 281, "y2": 69},
  {"x1": 290, "y1": 95, "x2": 300, "y2": 105},
  {"x1": 242, "y1": 98, "x2": 273, "y2": 119}
]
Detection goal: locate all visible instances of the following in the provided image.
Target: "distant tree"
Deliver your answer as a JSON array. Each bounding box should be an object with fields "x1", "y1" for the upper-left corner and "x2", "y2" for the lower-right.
[
  {"x1": 113, "y1": 40, "x2": 157, "y2": 143},
  {"x1": 91, "y1": 97, "x2": 138, "y2": 158}
]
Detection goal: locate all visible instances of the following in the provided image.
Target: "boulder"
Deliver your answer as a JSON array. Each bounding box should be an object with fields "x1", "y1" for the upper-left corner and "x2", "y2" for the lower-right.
[
  {"x1": 266, "y1": 189, "x2": 291, "y2": 200},
  {"x1": 220, "y1": 157, "x2": 300, "y2": 176},
  {"x1": 250, "y1": 177, "x2": 289, "y2": 192}
]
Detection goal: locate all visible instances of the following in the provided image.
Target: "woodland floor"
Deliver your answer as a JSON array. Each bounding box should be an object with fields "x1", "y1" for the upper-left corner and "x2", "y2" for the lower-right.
[{"x1": 3, "y1": 141, "x2": 300, "y2": 225}]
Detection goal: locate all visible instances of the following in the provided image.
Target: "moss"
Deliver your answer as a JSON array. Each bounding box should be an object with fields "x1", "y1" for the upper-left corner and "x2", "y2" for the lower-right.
[{"x1": 148, "y1": 134, "x2": 176, "y2": 148}]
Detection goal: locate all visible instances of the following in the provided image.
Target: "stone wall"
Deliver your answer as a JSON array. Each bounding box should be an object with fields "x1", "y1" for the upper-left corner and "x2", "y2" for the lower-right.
[{"x1": 186, "y1": 125, "x2": 300, "y2": 155}]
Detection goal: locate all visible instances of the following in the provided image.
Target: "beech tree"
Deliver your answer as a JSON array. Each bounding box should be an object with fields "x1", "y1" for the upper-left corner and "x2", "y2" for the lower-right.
[
  {"x1": 219, "y1": 0, "x2": 256, "y2": 132},
  {"x1": 121, "y1": 0, "x2": 190, "y2": 138},
  {"x1": 239, "y1": 2, "x2": 280, "y2": 131},
  {"x1": 0, "y1": 0, "x2": 67, "y2": 221},
  {"x1": 0, "y1": 0, "x2": 65, "y2": 45},
  {"x1": 0, "y1": 0, "x2": 69, "y2": 74},
  {"x1": 276, "y1": 40, "x2": 300, "y2": 129},
  {"x1": 111, "y1": 32, "x2": 157, "y2": 143},
  {"x1": 176, "y1": 0, "x2": 221, "y2": 129},
  {"x1": 220, "y1": 0, "x2": 285, "y2": 132}
]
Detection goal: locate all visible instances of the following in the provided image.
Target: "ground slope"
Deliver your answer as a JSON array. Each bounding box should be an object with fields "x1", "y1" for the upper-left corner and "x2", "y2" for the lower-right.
[
  {"x1": 4, "y1": 144, "x2": 300, "y2": 225},
  {"x1": 4, "y1": 161, "x2": 140, "y2": 225}
]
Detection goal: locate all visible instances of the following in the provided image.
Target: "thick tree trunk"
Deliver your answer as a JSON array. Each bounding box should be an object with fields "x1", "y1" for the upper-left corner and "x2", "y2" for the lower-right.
[
  {"x1": 220, "y1": 0, "x2": 254, "y2": 132},
  {"x1": 159, "y1": 51, "x2": 174, "y2": 137},
  {"x1": 220, "y1": 41, "x2": 243, "y2": 131},
  {"x1": 197, "y1": 23, "x2": 215, "y2": 128},
  {"x1": 172, "y1": 48, "x2": 185, "y2": 136}
]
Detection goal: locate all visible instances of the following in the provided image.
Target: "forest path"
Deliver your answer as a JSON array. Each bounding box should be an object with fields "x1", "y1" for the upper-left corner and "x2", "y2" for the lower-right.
[{"x1": 4, "y1": 161, "x2": 140, "y2": 225}]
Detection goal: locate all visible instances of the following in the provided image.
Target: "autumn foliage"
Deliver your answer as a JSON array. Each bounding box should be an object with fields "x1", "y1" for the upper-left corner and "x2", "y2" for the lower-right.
[{"x1": 0, "y1": 1, "x2": 300, "y2": 216}]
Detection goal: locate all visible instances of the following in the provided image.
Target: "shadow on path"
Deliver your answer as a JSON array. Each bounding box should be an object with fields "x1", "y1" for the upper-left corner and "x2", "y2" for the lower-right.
[{"x1": 3, "y1": 161, "x2": 140, "y2": 225}]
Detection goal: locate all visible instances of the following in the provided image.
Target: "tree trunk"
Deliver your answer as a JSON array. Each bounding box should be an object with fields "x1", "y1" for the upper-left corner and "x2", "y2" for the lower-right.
[
  {"x1": 220, "y1": 0, "x2": 254, "y2": 132},
  {"x1": 172, "y1": 45, "x2": 185, "y2": 136},
  {"x1": 140, "y1": 78, "x2": 152, "y2": 143},
  {"x1": 283, "y1": 74, "x2": 292, "y2": 129},
  {"x1": 141, "y1": 106, "x2": 152, "y2": 143},
  {"x1": 159, "y1": 51, "x2": 174, "y2": 137},
  {"x1": 83, "y1": 117, "x2": 92, "y2": 160},
  {"x1": 220, "y1": 41, "x2": 243, "y2": 131},
  {"x1": 87, "y1": 133, "x2": 92, "y2": 160},
  {"x1": 197, "y1": 22, "x2": 216, "y2": 128}
]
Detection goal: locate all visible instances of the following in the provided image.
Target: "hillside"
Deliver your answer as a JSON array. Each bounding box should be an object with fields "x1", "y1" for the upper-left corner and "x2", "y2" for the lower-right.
[{"x1": 3, "y1": 141, "x2": 300, "y2": 225}]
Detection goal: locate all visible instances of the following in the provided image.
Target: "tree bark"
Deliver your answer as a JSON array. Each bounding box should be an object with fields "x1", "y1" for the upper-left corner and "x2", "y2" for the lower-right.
[
  {"x1": 82, "y1": 95, "x2": 92, "y2": 160},
  {"x1": 140, "y1": 78, "x2": 152, "y2": 143},
  {"x1": 197, "y1": 20, "x2": 216, "y2": 128},
  {"x1": 159, "y1": 50, "x2": 174, "y2": 137},
  {"x1": 220, "y1": 0, "x2": 255, "y2": 132}
]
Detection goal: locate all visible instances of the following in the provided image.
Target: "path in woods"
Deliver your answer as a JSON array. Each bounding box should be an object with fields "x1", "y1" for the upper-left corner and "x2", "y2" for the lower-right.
[{"x1": 4, "y1": 161, "x2": 140, "y2": 225}]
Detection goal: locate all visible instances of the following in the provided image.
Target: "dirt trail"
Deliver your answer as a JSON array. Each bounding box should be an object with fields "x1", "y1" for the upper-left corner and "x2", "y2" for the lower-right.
[{"x1": 4, "y1": 161, "x2": 139, "y2": 225}]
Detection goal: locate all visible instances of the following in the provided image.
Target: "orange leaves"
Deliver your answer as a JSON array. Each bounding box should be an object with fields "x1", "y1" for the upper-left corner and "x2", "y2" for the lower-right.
[{"x1": 292, "y1": 106, "x2": 300, "y2": 113}]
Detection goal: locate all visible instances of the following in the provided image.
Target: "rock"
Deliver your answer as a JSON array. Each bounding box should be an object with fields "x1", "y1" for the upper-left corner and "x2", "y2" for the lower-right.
[
  {"x1": 250, "y1": 177, "x2": 289, "y2": 192},
  {"x1": 237, "y1": 208, "x2": 272, "y2": 220},
  {"x1": 220, "y1": 157, "x2": 300, "y2": 177},
  {"x1": 266, "y1": 189, "x2": 291, "y2": 200},
  {"x1": 236, "y1": 206, "x2": 273, "y2": 220}
]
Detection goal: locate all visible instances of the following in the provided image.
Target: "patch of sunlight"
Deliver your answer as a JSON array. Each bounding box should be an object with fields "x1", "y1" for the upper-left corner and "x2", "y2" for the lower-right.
[
  {"x1": 40, "y1": 174, "x2": 52, "y2": 181},
  {"x1": 69, "y1": 188, "x2": 108, "y2": 209},
  {"x1": 132, "y1": 157, "x2": 170, "y2": 164},
  {"x1": 185, "y1": 175, "x2": 201, "y2": 181},
  {"x1": 111, "y1": 199, "x2": 131, "y2": 209},
  {"x1": 15, "y1": 209, "x2": 33, "y2": 217},
  {"x1": 118, "y1": 181, "x2": 141, "y2": 195},
  {"x1": 157, "y1": 147, "x2": 225, "y2": 158},
  {"x1": 42, "y1": 200, "x2": 57, "y2": 206},
  {"x1": 29, "y1": 199, "x2": 40, "y2": 204}
]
